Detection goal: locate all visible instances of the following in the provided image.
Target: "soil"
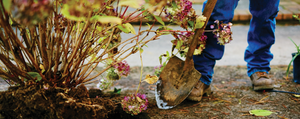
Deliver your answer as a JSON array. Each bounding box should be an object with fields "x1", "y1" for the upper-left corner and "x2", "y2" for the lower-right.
[
  {"x1": 1, "y1": 65, "x2": 300, "y2": 119},
  {"x1": 0, "y1": 84, "x2": 117, "y2": 119},
  {"x1": 109, "y1": 65, "x2": 300, "y2": 119}
]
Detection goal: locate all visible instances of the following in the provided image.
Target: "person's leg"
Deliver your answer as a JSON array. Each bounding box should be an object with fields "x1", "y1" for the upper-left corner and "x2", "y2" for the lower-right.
[
  {"x1": 189, "y1": 0, "x2": 239, "y2": 101},
  {"x1": 245, "y1": 0, "x2": 280, "y2": 90},
  {"x1": 194, "y1": 0, "x2": 239, "y2": 86}
]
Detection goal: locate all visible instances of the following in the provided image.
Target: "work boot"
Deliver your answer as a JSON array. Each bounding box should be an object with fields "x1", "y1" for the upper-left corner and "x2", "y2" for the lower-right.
[
  {"x1": 250, "y1": 72, "x2": 274, "y2": 91},
  {"x1": 187, "y1": 80, "x2": 211, "y2": 101}
]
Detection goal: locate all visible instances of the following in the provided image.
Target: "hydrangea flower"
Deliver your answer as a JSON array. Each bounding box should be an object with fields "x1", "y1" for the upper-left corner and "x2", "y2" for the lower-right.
[
  {"x1": 213, "y1": 21, "x2": 233, "y2": 45},
  {"x1": 173, "y1": 31, "x2": 208, "y2": 57},
  {"x1": 96, "y1": 78, "x2": 113, "y2": 90},
  {"x1": 121, "y1": 93, "x2": 149, "y2": 116},
  {"x1": 177, "y1": 0, "x2": 193, "y2": 21},
  {"x1": 154, "y1": 64, "x2": 163, "y2": 77},
  {"x1": 106, "y1": 60, "x2": 130, "y2": 80},
  {"x1": 9, "y1": 0, "x2": 53, "y2": 26},
  {"x1": 114, "y1": 60, "x2": 130, "y2": 77},
  {"x1": 106, "y1": 68, "x2": 120, "y2": 80},
  {"x1": 164, "y1": 0, "x2": 193, "y2": 21}
]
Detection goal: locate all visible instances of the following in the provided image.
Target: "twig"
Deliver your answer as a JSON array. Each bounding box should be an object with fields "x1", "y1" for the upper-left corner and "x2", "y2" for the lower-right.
[
  {"x1": 4, "y1": 79, "x2": 11, "y2": 86},
  {"x1": 136, "y1": 19, "x2": 144, "y2": 95},
  {"x1": 259, "y1": 95, "x2": 269, "y2": 102}
]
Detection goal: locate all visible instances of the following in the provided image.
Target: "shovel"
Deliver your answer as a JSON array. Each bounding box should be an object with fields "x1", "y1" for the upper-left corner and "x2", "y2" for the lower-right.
[{"x1": 155, "y1": 0, "x2": 218, "y2": 109}]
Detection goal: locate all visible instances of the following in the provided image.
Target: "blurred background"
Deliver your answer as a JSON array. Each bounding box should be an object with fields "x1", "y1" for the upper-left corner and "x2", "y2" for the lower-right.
[{"x1": 122, "y1": 0, "x2": 300, "y2": 67}]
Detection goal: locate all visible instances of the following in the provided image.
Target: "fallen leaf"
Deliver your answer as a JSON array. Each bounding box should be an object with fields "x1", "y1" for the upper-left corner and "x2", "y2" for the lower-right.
[
  {"x1": 293, "y1": 94, "x2": 300, "y2": 98},
  {"x1": 143, "y1": 74, "x2": 158, "y2": 84},
  {"x1": 277, "y1": 115, "x2": 288, "y2": 119},
  {"x1": 249, "y1": 109, "x2": 273, "y2": 116},
  {"x1": 194, "y1": 111, "x2": 202, "y2": 113},
  {"x1": 137, "y1": 96, "x2": 142, "y2": 102}
]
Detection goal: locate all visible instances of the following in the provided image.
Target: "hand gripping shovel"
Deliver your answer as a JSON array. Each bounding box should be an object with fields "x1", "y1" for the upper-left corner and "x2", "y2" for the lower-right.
[{"x1": 155, "y1": 0, "x2": 218, "y2": 109}]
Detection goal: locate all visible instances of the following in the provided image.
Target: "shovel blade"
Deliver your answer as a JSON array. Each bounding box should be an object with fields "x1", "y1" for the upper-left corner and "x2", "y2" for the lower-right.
[{"x1": 155, "y1": 56, "x2": 201, "y2": 109}]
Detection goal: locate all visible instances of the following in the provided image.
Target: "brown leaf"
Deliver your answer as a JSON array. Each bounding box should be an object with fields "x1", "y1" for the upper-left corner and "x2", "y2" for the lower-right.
[{"x1": 143, "y1": 74, "x2": 158, "y2": 84}]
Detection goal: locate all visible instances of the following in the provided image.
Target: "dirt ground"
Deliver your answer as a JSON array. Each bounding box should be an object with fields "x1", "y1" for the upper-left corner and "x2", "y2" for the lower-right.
[
  {"x1": 107, "y1": 65, "x2": 300, "y2": 119},
  {"x1": 1, "y1": 65, "x2": 300, "y2": 119}
]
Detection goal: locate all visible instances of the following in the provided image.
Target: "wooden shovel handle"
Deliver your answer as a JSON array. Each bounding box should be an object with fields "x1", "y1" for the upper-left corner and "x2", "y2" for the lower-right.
[{"x1": 184, "y1": 0, "x2": 218, "y2": 69}]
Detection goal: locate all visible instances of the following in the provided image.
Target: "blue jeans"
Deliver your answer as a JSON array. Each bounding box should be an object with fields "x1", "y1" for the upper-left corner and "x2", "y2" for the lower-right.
[{"x1": 193, "y1": 0, "x2": 280, "y2": 85}]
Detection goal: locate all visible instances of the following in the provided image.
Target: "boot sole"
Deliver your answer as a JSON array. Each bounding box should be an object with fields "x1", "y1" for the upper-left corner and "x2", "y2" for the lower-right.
[
  {"x1": 186, "y1": 88, "x2": 212, "y2": 101},
  {"x1": 253, "y1": 84, "x2": 274, "y2": 91}
]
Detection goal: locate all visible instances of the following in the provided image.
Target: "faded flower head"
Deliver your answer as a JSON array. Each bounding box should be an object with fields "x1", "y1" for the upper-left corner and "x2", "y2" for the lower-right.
[
  {"x1": 121, "y1": 93, "x2": 149, "y2": 116},
  {"x1": 106, "y1": 68, "x2": 120, "y2": 80},
  {"x1": 9, "y1": 0, "x2": 53, "y2": 26},
  {"x1": 172, "y1": 31, "x2": 208, "y2": 57},
  {"x1": 106, "y1": 60, "x2": 130, "y2": 80},
  {"x1": 164, "y1": 0, "x2": 194, "y2": 22},
  {"x1": 114, "y1": 60, "x2": 130, "y2": 77},
  {"x1": 154, "y1": 64, "x2": 163, "y2": 77},
  {"x1": 177, "y1": 0, "x2": 193, "y2": 21},
  {"x1": 96, "y1": 78, "x2": 113, "y2": 90},
  {"x1": 213, "y1": 21, "x2": 233, "y2": 45}
]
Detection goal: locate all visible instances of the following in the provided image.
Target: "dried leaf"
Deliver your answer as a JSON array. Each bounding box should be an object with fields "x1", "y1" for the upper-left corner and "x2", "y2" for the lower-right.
[
  {"x1": 195, "y1": 15, "x2": 206, "y2": 29},
  {"x1": 277, "y1": 115, "x2": 288, "y2": 119},
  {"x1": 249, "y1": 109, "x2": 273, "y2": 116},
  {"x1": 143, "y1": 74, "x2": 158, "y2": 84},
  {"x1": 61, "y1": 4, "x2": 87, "y2": 21},
  {"x1": 39, "y1": 64, "x2": 45, "y2": 73},
  {"x1": 137, "y1": 96, "x2": 142, "y2": 102},
  {"x1": 90, "y1": 15, "x2": 122, "y2": 24},
  {"x1": 118, "y1": 0, "x2": 144, "y2": 9}
]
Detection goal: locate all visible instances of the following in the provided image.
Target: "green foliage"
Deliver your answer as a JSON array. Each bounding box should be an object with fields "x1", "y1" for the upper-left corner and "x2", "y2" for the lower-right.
[
  {"x1": 111, "y1": 88, "x2": 122, "y2": 95},
  {"x1": 286, "y1": 15, "x2": 300, "y2": 78},
  {"x1": 156, "y1": 26, "x2": 173, "y2": 35},
  {"x1": 188, "y1": 21, "x2": 195, "y2": 29},
  {"x1": 27, "y1": 72, "x2": 42, "y2": 82},
  {"x1": 117, "y1": 23, "x2": 136, "y2": 34},
  {"x1": 3, "y1": 0, "x2": 12, "y2": 12},
  {"x1": 293, "y1": 15, "x2": 300, "y2": 22},
  {"x1": 195, "y1": 16, "x2": 206, "y2": 29},
  {"x1": 155, "y1": 51, "x2": 172, "y2": 76},
  {"x1": 286, "y1": 38, "x2": 300, "y2": 77},
  {"x1": 153, "y1": 15, "x2": 165, "y2": 26}
]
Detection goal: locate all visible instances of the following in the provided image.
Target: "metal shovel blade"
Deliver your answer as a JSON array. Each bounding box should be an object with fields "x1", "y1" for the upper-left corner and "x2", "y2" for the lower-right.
[{"x1": 155, "y1": 56, "x2": 201, "y2": 109}]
